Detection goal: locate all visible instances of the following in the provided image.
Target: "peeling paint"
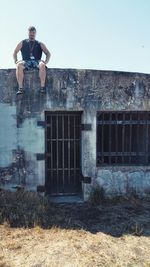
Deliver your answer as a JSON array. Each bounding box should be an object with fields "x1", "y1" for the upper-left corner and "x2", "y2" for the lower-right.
[
  {"x1": 18, "y1": 118, "x2": 44, "y2": 153},
  {"x1": 0, "y1": 103, "x2": 17, "y2": 167}
]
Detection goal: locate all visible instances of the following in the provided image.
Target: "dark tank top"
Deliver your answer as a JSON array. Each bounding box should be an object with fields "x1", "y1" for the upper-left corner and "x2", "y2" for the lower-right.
[{"x1": 21, "y1": 39, "x2": 42, "y2": 60}]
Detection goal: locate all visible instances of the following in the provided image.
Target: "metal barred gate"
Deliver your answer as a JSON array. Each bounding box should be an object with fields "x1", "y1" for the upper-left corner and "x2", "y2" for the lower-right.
[{"x1": 45, "y1": 111, "x2": 82, "y2": 195}]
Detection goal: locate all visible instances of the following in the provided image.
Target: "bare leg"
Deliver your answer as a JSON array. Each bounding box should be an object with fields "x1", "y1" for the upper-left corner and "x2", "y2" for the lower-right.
[
  {"x1": 38, "y1": 61, "x2": 46, "y2": 87},
  {"x1": 16, "y1": 62, "x2": 25, "y2": 88}
]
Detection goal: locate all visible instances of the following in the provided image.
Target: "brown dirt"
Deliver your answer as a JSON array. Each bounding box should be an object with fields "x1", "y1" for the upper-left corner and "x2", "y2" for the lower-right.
[{"x1": 0, "y1": 191, "x2": 150, "y2": 267}]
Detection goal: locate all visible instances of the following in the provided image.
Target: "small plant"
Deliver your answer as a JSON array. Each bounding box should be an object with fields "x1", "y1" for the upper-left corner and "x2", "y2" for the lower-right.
[
  {"x1": 89, "y1": 186, "x2": 105, "y2": 206},
  {"x1": 130, "y1": 222, "x2": 143, "y2": 236}
]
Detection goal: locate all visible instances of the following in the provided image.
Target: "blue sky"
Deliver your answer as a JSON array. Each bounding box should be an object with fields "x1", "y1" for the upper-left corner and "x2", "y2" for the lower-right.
[{"x1": 1, "y1": 0, "x2": 150, "y2": 73}]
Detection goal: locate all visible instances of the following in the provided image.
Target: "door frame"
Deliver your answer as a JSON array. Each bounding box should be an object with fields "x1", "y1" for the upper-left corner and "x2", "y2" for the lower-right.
[{"x1": 44, "y1": 110, "x2": 83, "y2": 196}]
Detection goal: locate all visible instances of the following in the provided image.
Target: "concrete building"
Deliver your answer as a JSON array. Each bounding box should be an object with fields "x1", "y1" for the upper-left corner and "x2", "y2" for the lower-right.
[{"x1": 0, "y1": 68, "x2": 150, "y2": 200}]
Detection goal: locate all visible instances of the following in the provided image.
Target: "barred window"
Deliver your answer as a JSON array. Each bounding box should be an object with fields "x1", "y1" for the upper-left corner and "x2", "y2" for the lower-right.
[{"x1": 96, "y1": 111, "x2": 150, "y2": 166}]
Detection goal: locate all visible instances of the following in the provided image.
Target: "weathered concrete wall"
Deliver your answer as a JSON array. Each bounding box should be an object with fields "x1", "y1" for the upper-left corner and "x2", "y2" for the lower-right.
[
  {"x1": 95, "y1": 167, "x2": 150, "y2": 198},
  {"x1": 0, "y1": 68, "x2": 150, "y2": 198}
]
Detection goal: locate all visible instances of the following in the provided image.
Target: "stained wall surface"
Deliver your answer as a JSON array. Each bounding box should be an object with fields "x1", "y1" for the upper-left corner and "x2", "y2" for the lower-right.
[{"x1": 0, "y1": 68, "x2": 150, "y2": 199}]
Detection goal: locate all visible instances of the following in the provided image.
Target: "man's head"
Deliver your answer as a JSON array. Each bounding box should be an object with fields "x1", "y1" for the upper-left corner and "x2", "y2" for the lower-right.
[{"x1": 28, "y1": 26, "x2": 36, "y2": 41}]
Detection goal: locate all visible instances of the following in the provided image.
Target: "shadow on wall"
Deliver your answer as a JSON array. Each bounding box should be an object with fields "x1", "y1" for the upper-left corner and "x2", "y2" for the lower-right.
[{"x1": 0, "y1": 190, "x2": 149, "y2": 237}]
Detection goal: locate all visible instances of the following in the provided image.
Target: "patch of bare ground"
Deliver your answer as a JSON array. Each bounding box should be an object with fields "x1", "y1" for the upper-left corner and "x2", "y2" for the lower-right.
[{"x1": 0, "y1": 191, "x2": 150, "y2": 267}]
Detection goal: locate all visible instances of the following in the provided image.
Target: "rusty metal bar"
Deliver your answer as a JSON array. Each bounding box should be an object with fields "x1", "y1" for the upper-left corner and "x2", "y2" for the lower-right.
[
  {"x1": 109, "y1": 113, "x2": 112, "y2": 164},
  {"x1": 101, "y1": 113, "x2": 104, "y2": 164},
  {"x1": 97, "y1": 120, "x2": 150, "y2": 124},
  {"x1": 56, "y1": 115, "x2": 59, "y2": 193},
  {"x1": 68, "y1": 115, "x2": 70, "y2": 186},
  {"x1": 62, "y1": 115, "x2": 65, "y2": 191},
  {"x1": 122, "y1": 112, "x2": 125, "y2": 164},
  {"x1": 115, "y1": 113, "x2": 118, "y2": 164},
  {"x1": 50, "y1": 116, "x2": 53, "y2": 187},
  {"x1": 129, "y1": 112, "x2": 132, "y2": 164},
  {"x1": 98, "y1": 152, "x2": 143, "y2": 156},
  {"x1": 137, "y1": 112, "x2": 140, "y2": 163},
  {"x1": 145, "y1": 112, "x2": 149, "y2": 164},
  {"x1": 73, "y1": 116, "x2": 76, "y2": 186}
]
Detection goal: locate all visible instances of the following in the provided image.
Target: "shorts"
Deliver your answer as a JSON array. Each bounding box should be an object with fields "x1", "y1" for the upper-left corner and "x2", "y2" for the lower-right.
[{"x1": 22, "y1": 60, "x2": 40, "y2": 70}]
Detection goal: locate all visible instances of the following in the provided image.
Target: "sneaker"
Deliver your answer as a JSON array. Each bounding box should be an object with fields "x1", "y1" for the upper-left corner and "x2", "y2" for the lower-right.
[
  {"x1": 40, "y1": 87, "x2": 46, "y2": 93},
  {"x1": 16, "y1": 88, "x2": 23, "y2": 95}
]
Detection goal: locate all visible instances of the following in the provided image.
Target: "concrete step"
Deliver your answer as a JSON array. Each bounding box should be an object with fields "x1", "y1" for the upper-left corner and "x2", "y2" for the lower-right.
[{"x1": 48, "y1": 195, "x2": 83, "y2": 203}]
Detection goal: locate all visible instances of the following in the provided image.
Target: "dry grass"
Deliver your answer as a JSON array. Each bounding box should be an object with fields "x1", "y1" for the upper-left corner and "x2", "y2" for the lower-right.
[
  {"x1": 0, "y1": 191, "x2": 150, "y2": 267},
  {"x1": 0, "y1": 224, "x2": 150, "y2": 267}
]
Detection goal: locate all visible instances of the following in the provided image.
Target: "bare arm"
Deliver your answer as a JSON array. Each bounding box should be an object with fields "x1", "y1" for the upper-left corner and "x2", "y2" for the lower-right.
[
  {"x1": 13, "y1": 41, "x2": 22, "y2": 64},
  {"x1": 40, "y1": 42, "x2": 51, "y2": 65}
]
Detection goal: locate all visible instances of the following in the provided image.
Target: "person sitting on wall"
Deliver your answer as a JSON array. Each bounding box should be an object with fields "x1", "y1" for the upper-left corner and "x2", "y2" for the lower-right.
[{"x1": 13, "y1": 26, "x2": 51, "y2": 95}]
